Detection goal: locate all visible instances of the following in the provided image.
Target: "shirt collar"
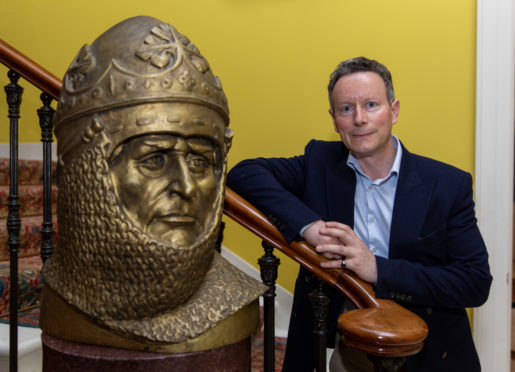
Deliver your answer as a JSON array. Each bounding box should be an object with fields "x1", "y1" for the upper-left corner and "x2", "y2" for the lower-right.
[{"x1": 346, "y1": 135, "x2": 402, "y2": 182}]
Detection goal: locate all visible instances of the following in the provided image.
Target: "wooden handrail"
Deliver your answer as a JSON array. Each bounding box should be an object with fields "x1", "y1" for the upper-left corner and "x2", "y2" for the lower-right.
[
  {"x1": 224, "y1": 187, "x2": 379, "y2": 309},
  {"x1": 0, "y1": 38, "x2": 428, "y2": 357},
  {"x1": 0, "y1": 40, "x2": 61, "y2": 99}
]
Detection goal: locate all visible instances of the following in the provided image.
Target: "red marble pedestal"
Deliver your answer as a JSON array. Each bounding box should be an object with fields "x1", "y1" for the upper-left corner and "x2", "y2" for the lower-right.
[{"x1": 42, "y1": 333, "x2": 251, "y2": 372}]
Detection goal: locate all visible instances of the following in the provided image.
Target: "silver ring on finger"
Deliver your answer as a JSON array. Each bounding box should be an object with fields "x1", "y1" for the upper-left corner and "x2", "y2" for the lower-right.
[{"x1": 341, "y1": 259, "x2": 346, "y2": 269}]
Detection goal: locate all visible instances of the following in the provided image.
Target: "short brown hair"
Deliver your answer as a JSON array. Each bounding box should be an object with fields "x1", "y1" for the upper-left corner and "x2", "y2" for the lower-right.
[{"x1": 328, "y1": 57, "x2": 395, "y2": 111}]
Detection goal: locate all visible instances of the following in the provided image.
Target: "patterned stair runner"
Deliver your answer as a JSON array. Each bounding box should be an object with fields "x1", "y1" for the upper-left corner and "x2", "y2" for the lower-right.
[{"x1": 0, "y1": 158, "x2": 56, "y2": 316}]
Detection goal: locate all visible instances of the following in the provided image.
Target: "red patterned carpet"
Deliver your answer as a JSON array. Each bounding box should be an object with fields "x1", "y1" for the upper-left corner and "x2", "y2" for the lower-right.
[
  {"x1": 1, "y1": 307, "x2": 287, "y2": 371},
  {"x1": 251, "y1": 331, "x2": 287, "y2": 371},
  {"x1": 0, "y1": 306, "x2": 40, "y2": 327}
]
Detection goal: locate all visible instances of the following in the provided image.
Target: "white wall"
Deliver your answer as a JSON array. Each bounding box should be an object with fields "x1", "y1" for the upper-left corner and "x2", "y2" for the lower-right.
[{"x1": 474, "y1": 1, "x2": 515, "y2": 371}]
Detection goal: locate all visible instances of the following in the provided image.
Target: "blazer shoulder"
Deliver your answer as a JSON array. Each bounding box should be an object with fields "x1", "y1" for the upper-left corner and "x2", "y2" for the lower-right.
[
  {"x1": 305, "y1": 139, "x2": 349, "y2": 160},
  {"x1": 408, "y1": 151, "x2": 471, "y2": 181}
]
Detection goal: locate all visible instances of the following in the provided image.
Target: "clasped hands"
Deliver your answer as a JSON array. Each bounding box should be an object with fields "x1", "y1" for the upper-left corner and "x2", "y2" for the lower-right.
[{"x1": 303, "y1": 220, "x2": 377, "y2": 284}]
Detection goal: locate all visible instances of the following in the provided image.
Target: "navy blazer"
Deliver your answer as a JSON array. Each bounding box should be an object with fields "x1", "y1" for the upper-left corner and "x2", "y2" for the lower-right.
[{"x1": 227, "y1": 140, "x2": 492, "y2": 372}]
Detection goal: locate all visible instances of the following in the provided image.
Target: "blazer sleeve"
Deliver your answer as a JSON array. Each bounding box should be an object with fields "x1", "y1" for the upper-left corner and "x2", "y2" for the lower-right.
[
  {"x1": 227, "y1": 140, "x2": 323, "y2": 242},
  {"x1": 375, "y1": 172, "x2": 492, "y2": 308}
]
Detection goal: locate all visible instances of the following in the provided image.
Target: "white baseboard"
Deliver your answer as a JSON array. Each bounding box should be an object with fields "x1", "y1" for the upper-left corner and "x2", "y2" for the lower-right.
[
  {"x1": 0, "y1": 143, "x2": 57, "y2": 160},
  {"x1": 0, "y1": 323, "x2": 42, "y2": 372},
  {"x1": 221, "y1": 246, "x2": 293, "y2": 338}
]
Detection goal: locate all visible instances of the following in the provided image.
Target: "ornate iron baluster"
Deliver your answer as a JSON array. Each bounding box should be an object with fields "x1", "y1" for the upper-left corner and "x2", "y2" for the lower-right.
[
  {"x1": 309, "y1": 275, "x2": 330, "y2": 372},
  {"x1": 37, "y1": 92, "x2": 55, "y2": 262},
  {"x1": 5, "y1": 69, "x2": 23, "y2": 372},
  {"x1": 258, "y1": 241, "x2": 280, "y2": 372}
]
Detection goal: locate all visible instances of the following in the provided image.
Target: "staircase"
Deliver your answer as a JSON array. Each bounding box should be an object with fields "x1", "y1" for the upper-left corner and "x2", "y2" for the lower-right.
[
  {"x1": 0, "y1": 157, "x2": 57, "y2": 318},
  {"x1": 0, "y1": 158, "x2": 57, "y2": 371}
]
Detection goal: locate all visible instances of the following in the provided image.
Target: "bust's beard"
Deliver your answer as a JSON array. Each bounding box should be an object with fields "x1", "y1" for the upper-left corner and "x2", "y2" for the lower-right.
[{"x1": 43, "y1": 144, "x2": 223, "y2": 321}]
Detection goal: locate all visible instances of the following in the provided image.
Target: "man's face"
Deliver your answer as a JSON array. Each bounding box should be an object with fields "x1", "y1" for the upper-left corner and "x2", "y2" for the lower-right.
[
  {"x1": 108, "y1": 103, "x2": 225, "y2": 247},
  {"x1": 329, "y1": 71, "x2": 399, "y2": 161}
]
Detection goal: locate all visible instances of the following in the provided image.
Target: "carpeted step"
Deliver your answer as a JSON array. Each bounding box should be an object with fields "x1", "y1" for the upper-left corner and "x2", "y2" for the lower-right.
[
  {"x1": 0, "y1": 158, "x2": 56, "y2": 186},
  {"x1": 0, "y1": 158, "x2": 57, "y2": 319},
  {"x1": 0, "y1": 255, "x2": 43, "y2": 316},
  {"x1": 0, "y1": 215, "x2": 58, "y2": 260},
  {"x1": 0, "y1": 184, "x2": 58, "y2": 218}
]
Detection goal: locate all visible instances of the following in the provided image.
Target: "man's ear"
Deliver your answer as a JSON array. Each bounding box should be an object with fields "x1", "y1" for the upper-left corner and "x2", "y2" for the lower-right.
[
  {"x1": 391, "y1": 100, "x2": 400, "y2": 124},
  {"x1": 329, "y1": 109, "x2": 338, "y2": 132}
]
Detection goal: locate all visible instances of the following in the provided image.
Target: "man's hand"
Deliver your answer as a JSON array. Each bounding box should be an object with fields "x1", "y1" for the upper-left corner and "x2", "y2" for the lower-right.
[
  {"x1": 303, "y1": 220, "x2": 342, "y2": 259},
  {"x1": 315, "y1": 221, "x2": 378, "y2": 283}
]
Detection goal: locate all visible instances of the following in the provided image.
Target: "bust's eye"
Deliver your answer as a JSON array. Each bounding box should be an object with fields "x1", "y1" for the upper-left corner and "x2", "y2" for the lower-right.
[
  {"x1": 186, "y1": 154, "x2": 210, "y2": 174},
  {"x1": 139, "y1": 153, "x2": 165, "y2": 172}
]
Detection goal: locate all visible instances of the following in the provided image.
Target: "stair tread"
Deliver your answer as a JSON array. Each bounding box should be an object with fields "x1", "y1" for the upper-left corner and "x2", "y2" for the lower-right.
[
  {"x1": 0, "y1": 184, "x2": 58, "y2": 218},
  {"x1": 0, "y1": 255, "x2": 43, "y2": 316},
  {"x1": 0, "y1": 158, "x2": 56, "y2": 186},
  {"x1": 0, "y1": 215, "x2": 58, "y2": 260}
]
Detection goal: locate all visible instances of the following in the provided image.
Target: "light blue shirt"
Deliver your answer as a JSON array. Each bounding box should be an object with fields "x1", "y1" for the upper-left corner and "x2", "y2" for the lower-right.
[{"x1": 346, "y1": 136, "x2": 402, "y2": 258}]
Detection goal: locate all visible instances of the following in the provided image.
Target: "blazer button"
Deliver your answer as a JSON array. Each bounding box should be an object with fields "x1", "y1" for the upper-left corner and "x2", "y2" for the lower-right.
[
  {"x1": 427, "y1": 307, "x2": 432, "y2": 315},
  {"x1": 407, "y1": 295, "x2": 413, "y2": 302},
  {"x1": 441, "y1": 351, "x2": 448, "y2": 359},
  {"x1": 400, "y1": 294, "x2": 407, "y2": 301},
  {"x1": 390, "y1": 291, "x2": 395, "y2": 299}
]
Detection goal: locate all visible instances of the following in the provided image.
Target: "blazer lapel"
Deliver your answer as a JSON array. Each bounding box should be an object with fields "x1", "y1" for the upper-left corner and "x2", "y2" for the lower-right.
[{"x1": 389, "y1": 146, "x2": 435, "y2": 259}]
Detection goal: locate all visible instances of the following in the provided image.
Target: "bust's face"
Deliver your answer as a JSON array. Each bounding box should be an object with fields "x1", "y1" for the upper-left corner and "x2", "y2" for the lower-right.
[{"x1": 108, "y1": 102, "x2": 225, "y2": 246}]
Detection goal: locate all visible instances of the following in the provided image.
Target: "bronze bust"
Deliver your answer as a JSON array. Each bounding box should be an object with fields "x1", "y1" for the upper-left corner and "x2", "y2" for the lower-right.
[{"x1": 40, "y1": 15, "x2": 265, "y2": 352}]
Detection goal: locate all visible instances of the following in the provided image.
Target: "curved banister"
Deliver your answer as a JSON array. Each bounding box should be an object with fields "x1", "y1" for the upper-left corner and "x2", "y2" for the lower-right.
[
  {"x1": 224, "y1": 186, "x2": 378, "y2": 309},
  {"x1": 0, "y1": 38, "x2": 428, "y2": 357},
  {"x1": 225, "y1": 187, "x2": 427, "y2": 356},
  {"x1": 0, "y1": 40, "x2": 61, "y2": 99}
]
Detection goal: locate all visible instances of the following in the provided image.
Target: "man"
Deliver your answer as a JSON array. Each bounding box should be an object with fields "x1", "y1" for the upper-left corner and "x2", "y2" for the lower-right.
[{"x1": 227, "y1": 57, "x2": 492, "y2": 371}]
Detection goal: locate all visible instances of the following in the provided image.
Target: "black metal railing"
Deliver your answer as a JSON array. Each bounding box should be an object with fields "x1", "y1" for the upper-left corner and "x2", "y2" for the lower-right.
[
  {"x1": 258, "y1": 241, "x2": 280, "y2": 371},
  {"x1": 3, "y1": 68, "x2": 56, "y2": 372},
  {"x1": 37, "y1": 92, "x2": 55, "y2": 263},
  {"x1": 5, "y1": 69, "x2": 22, "y2": 372}
]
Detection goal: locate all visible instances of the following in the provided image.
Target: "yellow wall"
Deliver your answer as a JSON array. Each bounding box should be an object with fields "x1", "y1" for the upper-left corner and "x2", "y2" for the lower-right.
[{"x1": 0, "y1": 0, "x2": 476, "y2": 293}]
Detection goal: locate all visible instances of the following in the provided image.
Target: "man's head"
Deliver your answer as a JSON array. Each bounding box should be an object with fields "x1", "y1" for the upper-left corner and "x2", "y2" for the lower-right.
[
  {"x1": 328, "y1": 57, "x2": 395, "y2": 112},
  {"x1": 328, "y1": 57, "x2": 400, "y2": 163}
]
